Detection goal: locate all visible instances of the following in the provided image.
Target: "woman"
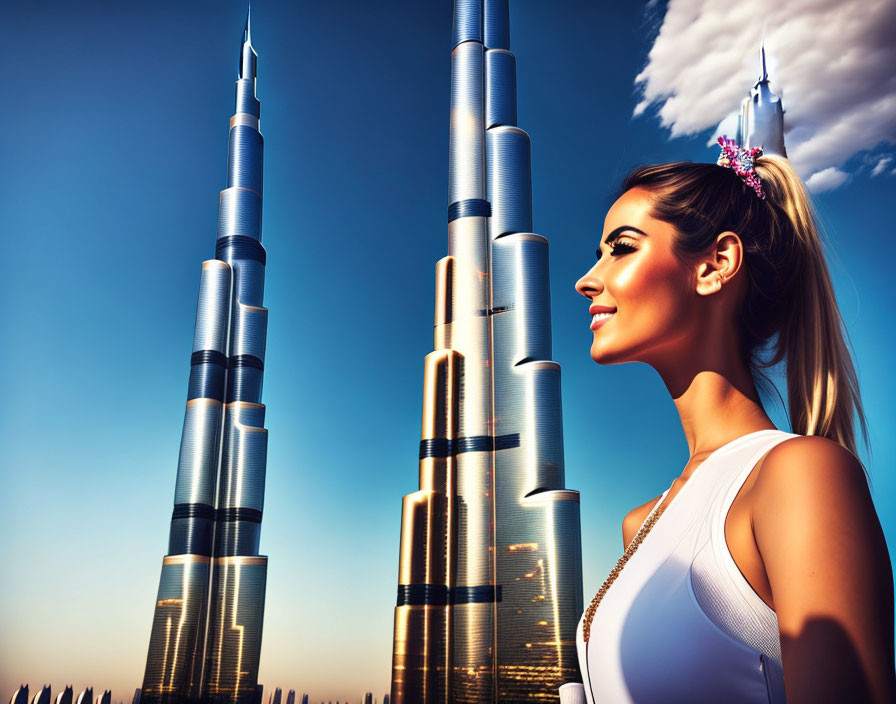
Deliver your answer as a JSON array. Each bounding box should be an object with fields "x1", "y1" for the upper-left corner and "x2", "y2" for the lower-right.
[{"x1": 571, "y1": 146, "x2": 894, "y2": 703}]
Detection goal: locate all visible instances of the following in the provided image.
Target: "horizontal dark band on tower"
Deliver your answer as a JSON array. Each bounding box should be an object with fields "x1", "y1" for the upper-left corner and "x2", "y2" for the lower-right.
[
  {"x1": 216, "y1": 234, "x2": 266, "y2": 265},
  {"x1": 397, "y1": 584, "x2": 450, "y2": 606},
  {"x1": 448, "y1": 198, "x2": 491, "y2": 222},
  {"x1": 191, "y1": 350, "x2": 228, "y2": 367},
  {"x1": 453, "y1": 585, "x2": 502, "y2": 604},
  {"x1": 396, "y1": 584, "x2": 502, "y2": 606},
  {"x1": 171, "y1": 503, "x2": 262, "y2": 523},
  {"x1": 189, "y1": 351, "x2": 264, "y2": 370},
  {"x1": 216, "y1": 507, "x2": 263, "y2": 523},
  {"x1": 229, "y1": 354, "x2": 264, "y2": 370},
  {"x1": 419, "y1": 433, "x2": 520, "y2": 459},
  {"x1": 172, "y1": 503, "x2": 215, "y2": 521}
]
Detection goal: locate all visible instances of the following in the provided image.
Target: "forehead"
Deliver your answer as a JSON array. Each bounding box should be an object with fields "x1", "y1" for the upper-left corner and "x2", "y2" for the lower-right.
[{"x1": 602, "y1": 187, "x2": 673, "y2": 240}]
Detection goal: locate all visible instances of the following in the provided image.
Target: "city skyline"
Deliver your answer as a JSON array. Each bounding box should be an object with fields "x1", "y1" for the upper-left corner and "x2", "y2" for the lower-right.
[
  {"x1": 2, "y1": 1, "x2": 894, "y2": 700},
  {"x1": 4, "y1": 689, "x2": 387, "y2": 704}
]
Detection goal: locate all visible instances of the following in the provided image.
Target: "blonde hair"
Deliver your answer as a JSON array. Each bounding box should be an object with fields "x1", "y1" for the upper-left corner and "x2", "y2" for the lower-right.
[{"x1": 621, "y1": 155, "x2": 867, "y2": 456}]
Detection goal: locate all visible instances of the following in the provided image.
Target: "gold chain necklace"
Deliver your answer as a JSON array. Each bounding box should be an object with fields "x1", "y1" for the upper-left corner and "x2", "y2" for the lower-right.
[{"x1": 582, "y1": 498, "x2": 668, "y2": 643}]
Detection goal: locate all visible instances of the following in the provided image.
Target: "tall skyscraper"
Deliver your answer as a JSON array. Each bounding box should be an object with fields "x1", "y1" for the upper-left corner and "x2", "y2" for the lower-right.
[
  {"x1": 736, "y1": 42, "x2": 786, "y2": 156},
  {"x1": 141, "y1": 10, "x2": 270, "y2": 704},
  {"x1": 390, "y1": 2, "x2": 583, "y2": 702}
]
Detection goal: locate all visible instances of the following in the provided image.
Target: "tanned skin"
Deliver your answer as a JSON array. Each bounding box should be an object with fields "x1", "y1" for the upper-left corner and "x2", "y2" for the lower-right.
[{"x1": 575, "y1": 187, "x2": 895, "y2": 704}]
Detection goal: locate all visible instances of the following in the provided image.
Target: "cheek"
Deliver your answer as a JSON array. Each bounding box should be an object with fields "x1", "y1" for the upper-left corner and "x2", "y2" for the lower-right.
[
  {"x1": 594, "y1": 254, "x2": 695, "y2": 361},
  {"x1": 617, "y1": 255, "x2": 687, "y2": 316}
]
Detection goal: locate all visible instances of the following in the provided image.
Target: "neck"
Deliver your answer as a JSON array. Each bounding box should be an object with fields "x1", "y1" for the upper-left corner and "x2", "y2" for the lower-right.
[{"x1": 653, "y1": 329, "x2": 775, "y2": 471}]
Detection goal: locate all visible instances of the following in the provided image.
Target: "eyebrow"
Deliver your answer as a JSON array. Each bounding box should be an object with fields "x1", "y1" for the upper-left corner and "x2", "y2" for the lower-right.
[{"x1": 596, "y1": 226, "x2": 648, "y2": 257}]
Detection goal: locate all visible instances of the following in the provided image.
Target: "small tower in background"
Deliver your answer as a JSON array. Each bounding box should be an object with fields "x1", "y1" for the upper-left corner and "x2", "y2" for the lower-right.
[
  {"x1": 736, "y1": 41, "x2": 786, "y2": 156},
  {"x1": 30, "y1": 687, "x2": 51, "y2": 704},
  {"x1": 10, "y1": 686, "x2": 29, "y2": 704}
]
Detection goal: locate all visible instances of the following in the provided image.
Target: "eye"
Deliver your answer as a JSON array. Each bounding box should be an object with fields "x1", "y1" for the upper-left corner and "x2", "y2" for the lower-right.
[
  {"x1": 599, "y1": 238, "x2": 638, "y2": 258},
  {"x1": 595, "y1": 236, "x2": 639, "y2": 260},
  {"x1": 609, "y1": 239, "x2": 637, "y2": 255}
]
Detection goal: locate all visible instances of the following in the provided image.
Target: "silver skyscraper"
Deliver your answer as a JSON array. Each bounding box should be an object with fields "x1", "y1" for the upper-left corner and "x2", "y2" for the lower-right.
[
  {"x1": 141, "y1": 11, "x2": 269, "y2": 704},
  {"x1": 736, "y1": 42, "x2": 786, "y2": 157},
  {"x1": 391, "y1": 2, "x2": 583, "y2": 702}
]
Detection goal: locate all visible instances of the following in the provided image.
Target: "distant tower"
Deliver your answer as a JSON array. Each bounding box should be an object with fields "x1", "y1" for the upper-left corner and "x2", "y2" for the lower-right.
[
  {"x1": 75, "y1": 689, "x2": 92, "y2": 704},
  {"x1": 131, "y1": 691, "x2": 141, "y2": 704},
  {"x1": 96, "y1": 691, "x2": 111, "y2": 704},
  {"x1": 390, "y1": 1, "x2": 583, "y2": 702},
  {"x1": 141, "y1": 9, "x2": 270, "y2": 704},
  {"x1": 10, "y1": 686, "x2": 28, "y2": 704},
  {"x1": 285, "y1": 692, "x2": 295, "y2": 704},
  {"x1": 300, "y1": 695, "x2": 308, "y2": 704},
  {"x1": 31, "y1": 687, "x2": 51, "y2": 704},
  {"x1": 736, "y1": 41, "x2": 786, "y2": 156},
  {"x1": 54, "y1": 687, "x2": 73, "y2": 704},
  {"x1": 269, "y1": 689, "x2": 281, "y2": 704}
]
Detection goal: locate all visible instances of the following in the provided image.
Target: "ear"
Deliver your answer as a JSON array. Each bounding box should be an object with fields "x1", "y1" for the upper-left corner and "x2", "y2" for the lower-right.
[{"x1": 695, "y1": 231, "x2": 743, "y2": 296}]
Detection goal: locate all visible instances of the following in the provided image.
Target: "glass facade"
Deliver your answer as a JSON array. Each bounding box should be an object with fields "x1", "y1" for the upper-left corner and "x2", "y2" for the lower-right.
[{"x1": 391, "y1": 2, "x2": 583, "y2": 702}]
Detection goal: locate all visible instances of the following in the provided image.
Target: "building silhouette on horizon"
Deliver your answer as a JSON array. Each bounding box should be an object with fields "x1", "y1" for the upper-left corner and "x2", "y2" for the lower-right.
[
  {"x1": 140, "y1": 9, "x2": 270, "y2": 704},
  {"x1": 390, "y1": 2, "x2": 584, "y2": 702}
]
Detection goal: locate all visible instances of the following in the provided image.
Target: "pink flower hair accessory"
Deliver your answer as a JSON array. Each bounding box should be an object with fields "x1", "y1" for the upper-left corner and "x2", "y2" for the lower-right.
[{"x1": 717, "y1": 135, "x2": 765, "y2": 200}]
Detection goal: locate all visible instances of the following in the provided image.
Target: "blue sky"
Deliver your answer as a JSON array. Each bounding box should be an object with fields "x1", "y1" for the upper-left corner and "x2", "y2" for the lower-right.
[{"x1": 2, "y1": 1, "x2": 894, "y2": 700}]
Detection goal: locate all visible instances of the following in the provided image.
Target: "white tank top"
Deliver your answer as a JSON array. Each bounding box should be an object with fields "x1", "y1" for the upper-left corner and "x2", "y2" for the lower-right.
[{"x1": 576, "y1": 429, "x2": 798, "y2": 703}]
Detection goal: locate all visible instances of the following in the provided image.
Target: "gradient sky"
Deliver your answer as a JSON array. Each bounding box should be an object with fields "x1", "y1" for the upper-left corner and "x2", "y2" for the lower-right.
[{"x1": 2, "y1": 1, "x2": 894, "y2": 701}]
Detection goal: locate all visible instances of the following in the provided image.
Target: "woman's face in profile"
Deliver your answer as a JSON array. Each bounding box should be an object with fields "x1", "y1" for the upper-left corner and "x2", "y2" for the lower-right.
[{"x1": 575, "y1": 187, "x2": 700, "y2": 367}]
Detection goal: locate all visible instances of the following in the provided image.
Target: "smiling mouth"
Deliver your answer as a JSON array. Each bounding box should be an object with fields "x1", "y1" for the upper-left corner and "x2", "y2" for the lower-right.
[{"x1": 590, "y1": 310, "x2": 616, "y2": 330}]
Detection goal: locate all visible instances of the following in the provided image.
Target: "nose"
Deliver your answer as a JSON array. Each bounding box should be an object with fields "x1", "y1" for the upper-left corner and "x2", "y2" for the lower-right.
[{"x1": 575, "y1": 262, "x2": 604, "y2": 300}]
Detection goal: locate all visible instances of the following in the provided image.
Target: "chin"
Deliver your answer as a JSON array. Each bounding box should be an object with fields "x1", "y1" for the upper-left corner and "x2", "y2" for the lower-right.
[{"x1": 589, "y1": 338, "x2": 632, "y2": 366}]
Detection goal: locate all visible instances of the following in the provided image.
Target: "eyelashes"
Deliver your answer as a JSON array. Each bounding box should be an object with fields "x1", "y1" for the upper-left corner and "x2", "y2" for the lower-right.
[
  {"x1": 610, "y1": 240, "x2": 637, "y2": 255},
  {"x1": 595, "y1": 238, "x2": 638, "y2": 260}
]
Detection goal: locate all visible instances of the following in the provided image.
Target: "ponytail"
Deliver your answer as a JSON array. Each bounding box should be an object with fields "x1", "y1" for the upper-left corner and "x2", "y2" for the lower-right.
[
  {"x1": 621, "y1": 157, "x2": 867, "y2": 457},
  {"x1": 754, "y1": 155, "x2": 867, "y2": 456}
]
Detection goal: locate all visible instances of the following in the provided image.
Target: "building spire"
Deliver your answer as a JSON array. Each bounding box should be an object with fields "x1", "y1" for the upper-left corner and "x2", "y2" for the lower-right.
[
  {"x1": 759, "y1": 38, "x2": 768, "y2": 83},
  {"x1": 240, "y1": 4, "x2": 257, "y2": 81}
]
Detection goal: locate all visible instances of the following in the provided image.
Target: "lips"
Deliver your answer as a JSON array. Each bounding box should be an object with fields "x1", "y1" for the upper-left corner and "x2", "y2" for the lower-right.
[{"x1": 589, "y1": 304, "x2": 616, "y2": 331}]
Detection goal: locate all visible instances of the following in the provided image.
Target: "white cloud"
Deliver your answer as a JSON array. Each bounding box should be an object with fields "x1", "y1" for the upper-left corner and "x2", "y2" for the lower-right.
[
  {"x1": 805, "y1": 167, "x2": 850, "y2": 192},
  {"x1": 635, "y1": 0, "x2": 896, "y2": 190},
  {"x1": 870, "y1": 154, "x2": 893, "y2": 177}
]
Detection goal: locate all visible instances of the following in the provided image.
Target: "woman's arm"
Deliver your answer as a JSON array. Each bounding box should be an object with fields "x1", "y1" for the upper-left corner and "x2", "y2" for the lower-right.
[{"x1": 751, "y1": 436, "x2": 895, "y2": 703}]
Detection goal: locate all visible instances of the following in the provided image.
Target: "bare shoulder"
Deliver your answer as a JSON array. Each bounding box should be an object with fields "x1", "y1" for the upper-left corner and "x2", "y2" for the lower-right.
[
  {"x1": 750, "y1": 434, "x2": 878, "y2": 558},
  {"x1": 622, "y1": 494, "x2": 663, "y2": 548},
  {"x1": 750, "y1": 435, "x2": 871, "y2": 519},
  {"x1": 750, "y1": 436, "x2": 888, "y2": 625}
]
